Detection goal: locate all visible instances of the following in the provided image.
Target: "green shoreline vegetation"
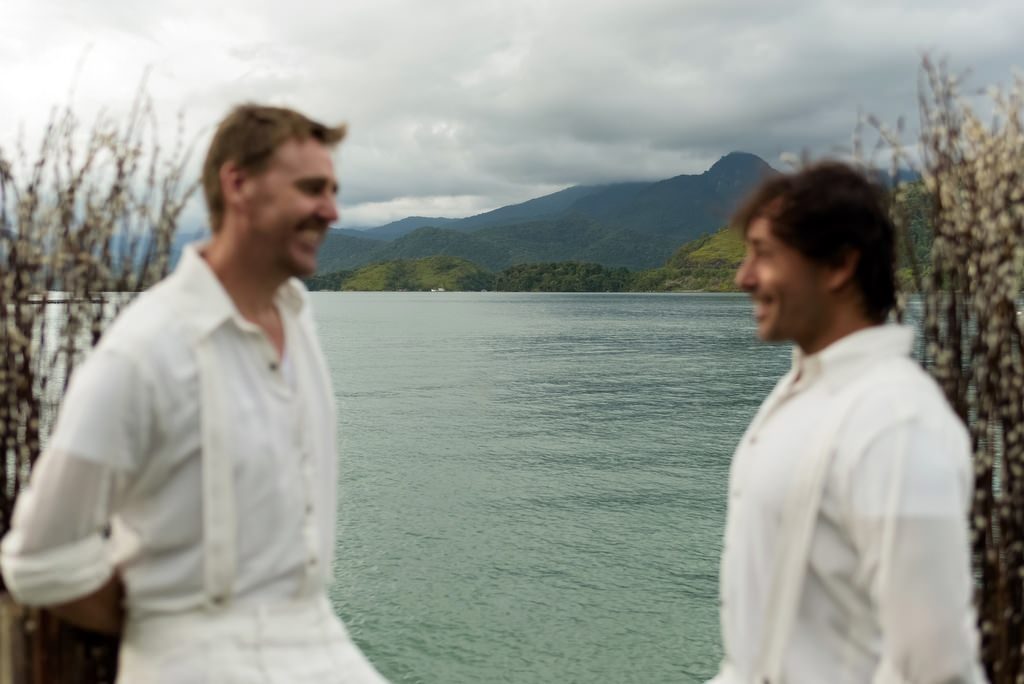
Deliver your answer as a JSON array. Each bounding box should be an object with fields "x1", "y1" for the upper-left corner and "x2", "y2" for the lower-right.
[
  {"x1": 306, "y1": 183, "x2": 932, "y2": 293},
  {"x1": 306, "y1": 226, "x2": 747, "y2": 293}
]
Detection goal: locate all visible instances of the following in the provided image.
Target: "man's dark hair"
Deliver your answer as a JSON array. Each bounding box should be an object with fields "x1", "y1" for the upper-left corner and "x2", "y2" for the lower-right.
[{"x1": 732, "y1": 161, "x2": 896, "y2": 323}]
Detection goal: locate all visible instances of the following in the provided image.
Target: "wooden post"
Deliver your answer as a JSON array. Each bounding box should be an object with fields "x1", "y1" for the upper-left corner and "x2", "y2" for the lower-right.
[
  {"x1": 1, "y1": 594, "x2": 28, "y2": 684},
  {"x1": 0, "y1": 594, "x2": 119, "y2": 684}
]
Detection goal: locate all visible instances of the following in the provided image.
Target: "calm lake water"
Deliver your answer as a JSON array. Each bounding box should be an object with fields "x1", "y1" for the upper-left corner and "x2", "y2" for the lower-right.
[{"x1": 314, "y1": 292, "x2": 792, "y2": 684}]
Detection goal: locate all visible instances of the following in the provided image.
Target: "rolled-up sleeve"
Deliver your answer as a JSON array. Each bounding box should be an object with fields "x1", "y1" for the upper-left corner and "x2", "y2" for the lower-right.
[
  {"x1": 846, "y1": 416, "x2": 984, "y2": 683},
  {"x1": 1, "y1": 347, "x2": 149, "y2": 605},
  {"x1": 1, "y1": 456, "x2": 118, "y2": 604}
]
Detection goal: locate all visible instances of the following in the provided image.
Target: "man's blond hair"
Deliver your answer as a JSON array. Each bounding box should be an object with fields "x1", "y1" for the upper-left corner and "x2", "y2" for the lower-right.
[{"x1": 202, "y1": 105, "x2": 347, "y2": 232}]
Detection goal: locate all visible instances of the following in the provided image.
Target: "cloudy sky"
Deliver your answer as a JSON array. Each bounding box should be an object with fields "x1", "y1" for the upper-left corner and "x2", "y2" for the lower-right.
[{"x1": 2, "y1": 0, "x2": 1022, "y2": 229}]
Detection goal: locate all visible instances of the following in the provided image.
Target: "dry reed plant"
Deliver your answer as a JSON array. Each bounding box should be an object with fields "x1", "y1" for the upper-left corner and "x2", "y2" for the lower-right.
[
  {"x1": 0, "y1": 91, "x2": 198, "y2": 683},
  {"x1": 871, "y1": 58, "x2": 1023, "y2": 684}
]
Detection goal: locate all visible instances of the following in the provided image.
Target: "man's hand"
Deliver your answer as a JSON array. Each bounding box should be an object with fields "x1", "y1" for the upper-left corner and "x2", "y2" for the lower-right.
[{"x1": 48, "y1": 572, "x2": 124, "y2": 635}]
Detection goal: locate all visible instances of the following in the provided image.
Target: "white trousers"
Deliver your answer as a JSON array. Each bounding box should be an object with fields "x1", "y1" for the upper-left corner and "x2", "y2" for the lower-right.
[{"x1": 117, "y1": 594, "x2": 390, "y2": 683}]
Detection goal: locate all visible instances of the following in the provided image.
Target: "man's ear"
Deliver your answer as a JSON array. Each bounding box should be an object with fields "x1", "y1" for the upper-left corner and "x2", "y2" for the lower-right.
[
  {"x1": 219, "y1": 161, "x2": 249, "y2": 213},
  {"x1": 826, "y1": 248, "x2": 860, "y2": 292}
]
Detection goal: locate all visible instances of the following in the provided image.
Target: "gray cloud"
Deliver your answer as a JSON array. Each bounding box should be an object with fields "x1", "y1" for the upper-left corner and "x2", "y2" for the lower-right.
[{"x1": 2, "y1": 0, "x2": 1022, "y2": 228}]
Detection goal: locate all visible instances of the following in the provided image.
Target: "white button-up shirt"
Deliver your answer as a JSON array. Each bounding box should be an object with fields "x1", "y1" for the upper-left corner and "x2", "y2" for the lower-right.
[
  {"x1": 711, "y1": 325, "x2": 985, "y2": 684},
  {"x1": 1, "y1": 245, "x2": 339, "y2": 620}
]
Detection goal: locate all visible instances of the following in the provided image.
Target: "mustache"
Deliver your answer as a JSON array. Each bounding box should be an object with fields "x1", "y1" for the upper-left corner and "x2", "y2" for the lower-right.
[{"x1": 299, "y1": 218, "x2": 330, "y2": 232}]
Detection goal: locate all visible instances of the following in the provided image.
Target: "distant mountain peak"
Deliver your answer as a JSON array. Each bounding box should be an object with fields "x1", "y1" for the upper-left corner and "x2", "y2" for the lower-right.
[{"x1": 706, "y1": 152, "x2": 773, "y2": 176}]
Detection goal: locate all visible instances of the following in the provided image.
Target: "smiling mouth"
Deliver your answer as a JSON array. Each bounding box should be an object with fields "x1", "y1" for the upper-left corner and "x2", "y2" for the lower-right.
[
  {"x1": 297, "y1": 221, "x2": 328, "y2": 247},
  {"x1": 752, "y1": 299, "x2": 771, "y2": 321}
]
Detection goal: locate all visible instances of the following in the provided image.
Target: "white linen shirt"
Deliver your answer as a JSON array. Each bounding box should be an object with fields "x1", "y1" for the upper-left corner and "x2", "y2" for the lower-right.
[
  {"x1": 1, "y1": 245, "x2": 339, "y2": 620},
  {"x1": 711, "y1": 325, "x2": 984, "y2": 684}
]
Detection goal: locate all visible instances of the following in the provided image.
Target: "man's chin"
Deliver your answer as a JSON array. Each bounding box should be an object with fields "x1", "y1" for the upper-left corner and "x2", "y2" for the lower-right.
[
  {"x1": 756, "y1": 322, "x2": 781, "y2": 342},
  {"x1": 284, "y1": 260, "x2": 317, "y2": 280},
  {"x1": 287, "y1": 249, "x2": 318, "y2": 278}
]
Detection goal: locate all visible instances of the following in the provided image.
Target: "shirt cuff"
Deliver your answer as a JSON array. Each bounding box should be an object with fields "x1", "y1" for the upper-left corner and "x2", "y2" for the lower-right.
[{"x1": 0, "y1": 532, "x2": 114, "y2": 606}]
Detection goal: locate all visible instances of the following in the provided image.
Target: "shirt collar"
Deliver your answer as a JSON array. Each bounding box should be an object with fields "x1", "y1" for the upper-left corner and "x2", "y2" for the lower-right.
[
  {"x1": 171, "y1": 243, "x2": 306, "y2": 339},
  {"x1": 791, "y1": 324, "x2": 915, "y2": 394}
]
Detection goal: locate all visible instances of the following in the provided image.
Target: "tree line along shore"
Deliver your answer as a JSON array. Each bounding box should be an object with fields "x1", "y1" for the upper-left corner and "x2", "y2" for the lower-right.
[{"x1": 305, "y1": 181, "x2": 932, "y2": 293}]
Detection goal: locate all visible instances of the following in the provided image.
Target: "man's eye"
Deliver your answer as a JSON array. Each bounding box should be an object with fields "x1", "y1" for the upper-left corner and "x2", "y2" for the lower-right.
[{"x1": 298, "y1": 180, "x2": 326, "y2": 194}]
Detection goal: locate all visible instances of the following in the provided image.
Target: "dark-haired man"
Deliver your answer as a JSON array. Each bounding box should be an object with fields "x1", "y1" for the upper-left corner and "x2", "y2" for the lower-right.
[
  {"x1": 708, "y1": 162, "x2": 984, "y2": 683},
  {"x1": 2, "y1": 105, "x2": 389, "y2": 682}
]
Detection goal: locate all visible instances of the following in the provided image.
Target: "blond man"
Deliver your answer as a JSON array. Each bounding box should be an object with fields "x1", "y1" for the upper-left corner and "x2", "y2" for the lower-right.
[{"x1": 2, "y1": 105, "x2": 389, "y2": 683}]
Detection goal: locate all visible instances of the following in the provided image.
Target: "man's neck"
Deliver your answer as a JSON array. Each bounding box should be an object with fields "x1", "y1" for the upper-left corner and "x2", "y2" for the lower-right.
[
  {"x1": 798, "y1": 310, "x2": 877, "y2": 356},
  {"x1": 797, "y1": 288, "x2": 881, "y2": 355},
  {"x1": 202, "y1": 233, "x2": 285, "y2": 322}
]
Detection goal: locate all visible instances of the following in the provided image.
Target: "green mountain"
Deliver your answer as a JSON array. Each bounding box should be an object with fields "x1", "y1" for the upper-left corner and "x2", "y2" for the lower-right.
[
  {"x1": 330, "y1": 256, "x2": 493, "y2": 291},
  {"x1": 308, "y1": 228, "x2": 746, "y2": 293},
  {"x1": 466, "y1": 214, "x2": 679, "y2": 269},
  {"x1": 494, "y1": 262, "x2": 633, "y2": 292},
  {"x1": 357, "y1": 226, "x2": 509, "y2": 270},
  {"x1": 359, "y1": 216, "x2": 459, "y2": 240},
  {"x1": 666, "y1": 225, "x2": 745, "y2": 269},
  {"x1": 331, "y1": 227, "x2": 390, "y2": 240},
  {"x1": 631, "y1": 227, "x2": 745, "y2": 292},
  {"x1": 446, "y1": 185, "x2": 610, "y2": 232},
  {"x1": 307, "y1": 257, "x2": 634, "y2": 293},
  {"x1": 323, "y1": 215, "x2": 680, "y2": 272},
  {"x1": 326, "y1": 152, "x2": 775, "y2": 271},
  {"x1": 316, "y1": 232, "x2": 386, "y2": 272},
  {"x1": 310, "y1": 178, "x2": 934, "y2": 294},
  {"x1": 583, "y1": 152, "x2": 773, "y2": 242}
]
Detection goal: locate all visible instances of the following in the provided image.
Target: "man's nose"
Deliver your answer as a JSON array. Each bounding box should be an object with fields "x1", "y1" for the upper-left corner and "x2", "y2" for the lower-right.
[
  {"x1": 319, "y1": 196, "x2": 339, "y2": 223},
  {"x1": 735, "y1": 256, "x2": 755, "y2": 291}
]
